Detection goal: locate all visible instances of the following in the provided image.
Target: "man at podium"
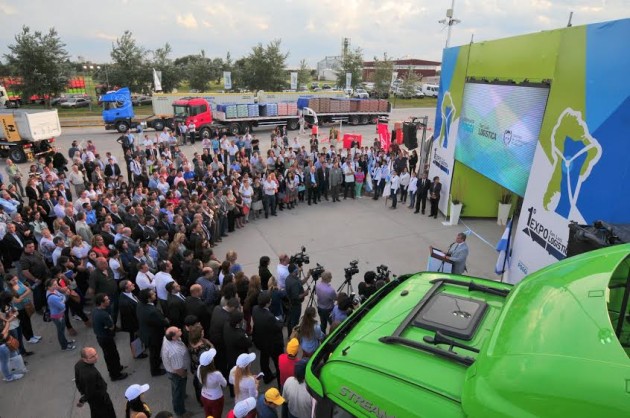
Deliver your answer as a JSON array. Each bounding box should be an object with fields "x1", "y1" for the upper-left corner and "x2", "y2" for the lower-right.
[{"x1": 429, "y1": 232, "x2": 469, "y2": 274}]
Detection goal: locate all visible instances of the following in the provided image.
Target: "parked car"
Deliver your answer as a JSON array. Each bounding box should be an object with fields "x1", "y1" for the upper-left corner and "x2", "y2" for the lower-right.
[
  {"x1": 322, "y1": 84, "x2": 332, "y2": 90},
  {"x1": 298, "y1": 85, "x2": 308, "y2": 92},
  {"x1": 393, "y1": 87, "x2": 414, "y2": 99},
  {"x1": 310, "y1": 82, "x2": 320, "y2": 90},
  {"x1": 353, "y1": 88, "x2": 370, "y2": 99},
  {"x1": 132, "y1": 95, "x2": 152, "y2": 106},
  {"x1": 414, "y1": 87, "x2": 426, "y2": 98},
  {"x1": 60, "y1": 97, "x2": 91, "y2": 108},
  {"x1": 343, "y1": 88, "x2": 353, "y2": 96}
]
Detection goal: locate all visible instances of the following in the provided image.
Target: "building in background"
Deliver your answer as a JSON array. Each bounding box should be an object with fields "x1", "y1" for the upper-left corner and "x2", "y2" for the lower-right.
[{"x1": 362, "y1": 59, "x2": 441, "y2": 82}]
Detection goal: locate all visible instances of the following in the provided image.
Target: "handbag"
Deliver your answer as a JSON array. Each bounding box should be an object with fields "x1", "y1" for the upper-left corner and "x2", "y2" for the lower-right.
[
  {"x1": 131, "y1": 337, "x2": 145, "y2": 358},
  {"x1": 5, "y1": 334, "x2": 20, "y2": 352},
  {"x1": 24, "y1": 301, "x2": 35, "y2": 317},
  {"x1": 9, "y1": 354, "x2": 27, "y2": 374},
  {"x1": 242, "y1": 205, "x2": 250, "y2": 215}
]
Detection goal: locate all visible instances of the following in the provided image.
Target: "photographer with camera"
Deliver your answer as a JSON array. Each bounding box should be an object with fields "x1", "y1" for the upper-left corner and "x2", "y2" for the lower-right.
[
  {"x1": 285, "y1": 264, "x2": 309, "y2": 334},
  {"x1": 315, "y1": 271, "x2": 337, "y2": 334},
  {"x1": 358, "y1": 271, "x2": 377, "y2": 302}
]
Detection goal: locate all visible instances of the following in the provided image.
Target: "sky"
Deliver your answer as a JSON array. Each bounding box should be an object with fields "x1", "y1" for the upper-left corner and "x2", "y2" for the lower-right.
[{"x1": 0, "y1": 0, "x2": 627, "y2": 67}]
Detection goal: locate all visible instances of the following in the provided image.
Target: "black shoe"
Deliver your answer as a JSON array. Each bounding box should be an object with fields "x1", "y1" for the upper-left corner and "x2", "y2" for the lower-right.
[
  {"x1": 413, "y1": 211, "x2": 419, "y2": 214},
  {"x1": 137, "y1": 353, "x2": 148, "y2": 359},
  {"x1": 151, "y1": 370, "x2": 167, "y2": 376},
  {"x1": 23, "y1": 351, "x2": 34, "y2": 357},
  {"x1": 272, "y1": 213, "x2": 277, "y2": 216},
  {"x1": 111, "y1": 372, "x2": 129, "y2": 381},
  {"x1": 422, "y1": 211, "x2": 425, "y2": 214},
  {"x1": 263, "y1": 373, "x2": 277, "y2": 384}
]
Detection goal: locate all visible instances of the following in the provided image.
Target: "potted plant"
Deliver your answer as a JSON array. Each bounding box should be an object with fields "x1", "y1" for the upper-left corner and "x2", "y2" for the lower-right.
[
  {"x1": 497, "y1": 188, "x2": 512, "y2": 225},
  {"x1": 448, "y1": 178, "x2": 465, "y2": 226}
]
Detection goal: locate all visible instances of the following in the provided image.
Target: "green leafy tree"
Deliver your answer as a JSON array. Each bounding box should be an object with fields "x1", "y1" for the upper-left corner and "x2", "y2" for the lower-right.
[
  {"x1": 151, "y1": 42, "x2": 181, "y2": 93},
  {"x1": 372, "y1": 53, "x2": 394, "y2": 98},
  {"x1": 335, "y1": 47, "x2": 363, "y2": 89},
  {"x1": 186, "y1": 51, "x2": 213, "y2": 92},
  {"x1": 400, "y1": 66, "x2": 421, "y2": 98},
  {"x1": 240, "y1": 40, "x2": 289, "y2": 91},
  {"x1": 4, "y1": 26, "x2": 70, "y2": 106},
  {"x1": 109, "y1": 30, "x2": 148, "y2": 92},
  {"x1": 297, "y1": 59, "x2": 310, "y2": 88}
]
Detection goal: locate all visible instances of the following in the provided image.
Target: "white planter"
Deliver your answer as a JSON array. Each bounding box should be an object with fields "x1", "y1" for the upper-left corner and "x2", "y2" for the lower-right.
[
  {"x1": 497, "y1": 203, "x2": 511, "y2": 225},
  {"x1": 449, "y1": 202, "x2": 462, "y2": 226}
]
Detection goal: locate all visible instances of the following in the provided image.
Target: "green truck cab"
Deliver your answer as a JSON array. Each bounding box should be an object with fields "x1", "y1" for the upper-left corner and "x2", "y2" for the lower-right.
[{"x1": 306, "y1": 244, "x2": 630, "y2": 417}]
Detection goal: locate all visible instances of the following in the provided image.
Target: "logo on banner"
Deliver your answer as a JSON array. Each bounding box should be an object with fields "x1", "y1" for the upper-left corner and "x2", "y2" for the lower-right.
[
  {"x1": 477, "y1": 123, "x2": 497, "y2": 140},
  {"x1": 432, "y1": 148, "x2": 450, "y2": 175},
  {"x1": 460, "y1": 117, "x2": 474, "y2": 134},
  {"x1": 522, "y1": 207, "x2": 567, "y2": 260},
  {"x1": 542, "y1": 108, "x2": 601, "y2": 222},
  {"x1": 503, "y1": 130, "x2": 513, "y2": 145}
]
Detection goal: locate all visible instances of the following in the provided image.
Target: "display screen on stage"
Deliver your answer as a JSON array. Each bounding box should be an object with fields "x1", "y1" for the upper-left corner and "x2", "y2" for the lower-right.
[{"x1": 454, "y1": 82, "x2": 550, "y2": 196}]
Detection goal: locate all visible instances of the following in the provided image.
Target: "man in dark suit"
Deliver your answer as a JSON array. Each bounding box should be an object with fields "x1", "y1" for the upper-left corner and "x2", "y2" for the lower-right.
[
  {"x1": 415, "y1": 172, "x2": 431, "y2": 214},
  {"x1": 428, "y1": 176, "x2": 442, "y2": 219},
  {"x1": 104, "y1": 158, "x2": 121, "y2": 180},
  {"x1": 317, "y1": 161, "x2": 330, "y2": 202},
  {"x1": 63, "y1": 206, "x2": 77, "y2": 234},
  {"x1": 252, "y1": 291, "x2": 284, "y2": 385},
  {"x1": 100, "y1": 222, "x2": 116, "y2": 248},
  {"x1": 39, "y1": 192, "x2": 56, "y2": 230},
  {"x1": 118, "y1": 280, "x2": 147, "y2": 359},
  {"x1": 136, "y1": 288, "x2": 168, "y2": 376},
  {"x1": 305, "y1": 165, "x2": 318, "y2": 205},
  {"x1": 209, "y1": 297, "x2": 240, "y2": 384},
  {"x1": 165, "y1": 281, "x2": 187, "y2": 329},
  {"x1": 1, "y1": 222, "x2": 25, "y2": 271},
  {"x1": 186, "y1": 284, "x2": 212, "y2": 334}
]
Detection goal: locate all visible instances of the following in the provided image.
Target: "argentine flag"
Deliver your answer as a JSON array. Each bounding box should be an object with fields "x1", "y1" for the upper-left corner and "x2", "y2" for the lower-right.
[{"x1": 495, "y1": 218, "x2": 513, "y2": 275}]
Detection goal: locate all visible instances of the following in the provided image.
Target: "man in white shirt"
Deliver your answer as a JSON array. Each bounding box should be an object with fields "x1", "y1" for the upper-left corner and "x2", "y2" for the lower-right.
[
  {"x1": 154, "y1": 260, "x2": 175, "y2": 311},
  {"x1": 282, "y1": 359, "x2": 313, "y2": 418},
  {"x1": 262, "y1": 175, "x2": 278, "y2": 218},
  {"x1": 161, "y1": 326, "x2": 191, "y2": 417},
  {"x1": 342, "y1": 160, "x2": 355, "y2": 199},
  {"x1": 135, "y1": 262, "x2": 156, "y2": 291},
  {"x1": 276, "y1": 254, "x2": 290, "y2": 290},
  {"x1": 389, "y1": 169, "x2": 400, "y2": 209}
]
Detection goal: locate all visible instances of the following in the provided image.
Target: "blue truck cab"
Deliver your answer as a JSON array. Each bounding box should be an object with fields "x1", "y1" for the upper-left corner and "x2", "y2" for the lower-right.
[{"x1": 101, "y1": 87, "x2": 171, "y2": 134}]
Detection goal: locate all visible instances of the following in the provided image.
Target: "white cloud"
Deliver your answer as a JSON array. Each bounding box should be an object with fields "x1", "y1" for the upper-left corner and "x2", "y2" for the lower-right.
[
  {"x1": 0, "y1": 0, "x2": 626, "y2": 66},
  {"x1": 176, "y1": 13, "x2": 198, "y2": 29}
]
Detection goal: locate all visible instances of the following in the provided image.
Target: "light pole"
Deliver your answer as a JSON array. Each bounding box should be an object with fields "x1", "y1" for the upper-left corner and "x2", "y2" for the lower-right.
[{"x1": 439, "y1": 0, "x2": 461, "y2": 49}]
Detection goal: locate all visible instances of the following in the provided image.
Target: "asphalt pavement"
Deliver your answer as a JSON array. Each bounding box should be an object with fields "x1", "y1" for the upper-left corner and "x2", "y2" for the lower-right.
[{"x1": 0, "y1": 107, "x2": 510, "y2": 418}]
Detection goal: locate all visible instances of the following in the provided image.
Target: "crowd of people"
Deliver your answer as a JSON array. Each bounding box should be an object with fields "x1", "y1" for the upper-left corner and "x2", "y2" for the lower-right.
[{"x1": 0, "y1": 125, "x2": 431, "y2": 417}]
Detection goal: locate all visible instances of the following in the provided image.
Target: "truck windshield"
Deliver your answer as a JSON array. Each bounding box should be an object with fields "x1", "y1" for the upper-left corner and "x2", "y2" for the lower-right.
[
  {"x1": 103, "y1": 101, "x2": 122, "y2": 110},
  {"x1": 173, "y1": 105, "x2": 188, "y2": 117}
]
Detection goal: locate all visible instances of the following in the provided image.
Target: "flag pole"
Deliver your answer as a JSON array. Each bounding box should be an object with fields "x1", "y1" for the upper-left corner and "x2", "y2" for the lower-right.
[{"x1": 500, "y1": 217, "x2": 513, "y2": 283}]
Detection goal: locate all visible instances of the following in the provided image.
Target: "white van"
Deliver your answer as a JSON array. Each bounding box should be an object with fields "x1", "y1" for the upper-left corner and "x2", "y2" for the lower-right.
[{"x1": 420, "y1": 84, "x2": 439, "y2": 98}]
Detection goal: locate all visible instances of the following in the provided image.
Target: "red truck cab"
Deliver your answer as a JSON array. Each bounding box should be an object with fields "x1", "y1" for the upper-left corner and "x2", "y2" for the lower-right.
[{"x1": 172, "y1": 97, "x2": 213, "y2": 130}]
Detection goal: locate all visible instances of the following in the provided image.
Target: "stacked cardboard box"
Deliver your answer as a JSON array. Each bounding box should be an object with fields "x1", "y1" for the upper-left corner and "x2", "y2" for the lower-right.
[
  {"x1": 308, "y1": 98, "x2": 320, "y2": 113},
  {"x1": 277, "y1": 102, "x2": 288, "y2": 116},
  {"x1": 248, "y1": 104, "x2": 259, "y2": 117},
  {"x1": 286, "y1": 102, "x2": 298, "y2": 115},
  {"x1": 378, "y1": 99, "x2": 388, "y2": 112},
  {"x1": 237, "y1": 104, "x2": 249, "y2": 118},
  {"x1": 320, "y1": 98, "x2": 331, "y2": 113}
]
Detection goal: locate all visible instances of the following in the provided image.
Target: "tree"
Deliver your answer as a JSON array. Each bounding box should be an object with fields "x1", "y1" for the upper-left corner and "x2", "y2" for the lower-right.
[
  {"x1": 4, "y1": 26, "x2": 70, "y2": 106},
  {"x1": 186, "y1": 51, "x2": 213, "y2": 92},
  {"x1": 239, "y1": 40, "x2": 288, "y2": 91},
  {"x1": 109, "y1": 30, "x2": 148, "y2": 92},
  {"x1": 335, "y1": 47, "x2": 363, "y2": 89},
  {"x1": 297, "y1": 59, "x2": 310, "y2": 89},
  {"x1": 150, "y1": 42, "x2": 181, "y2": 92},
  {"x1": 372, "y1": 53, "x2": 394, "y2": 98},
  {"x1": 400, "y1": 66, "x2": 421, "y2": 98}
]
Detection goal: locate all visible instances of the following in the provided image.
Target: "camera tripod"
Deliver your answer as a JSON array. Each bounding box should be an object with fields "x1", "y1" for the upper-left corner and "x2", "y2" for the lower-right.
[{"x1": 337, "y1": 274, "x2": 355, "y2": 296}]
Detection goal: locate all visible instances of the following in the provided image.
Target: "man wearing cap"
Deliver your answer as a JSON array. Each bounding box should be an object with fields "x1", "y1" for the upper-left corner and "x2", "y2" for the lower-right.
[
  {"x1": 74, "y1": 347, "x2": 116, "y2": 418},
  {"x1": 228, "y1": 397, "x2": 257, "y2": 418},
  {"x1": 161, "y1": 326, "x2": 192, "y2": 418},
  {"x1": 257, "y1": 388, "x2": 285, "y2": 418},
  {"x1": 282, "y1": 359, "x2": 313, "y2": 418},
  {"x1": 279, "y1": 338, "x2": 300, "y2": 388}
]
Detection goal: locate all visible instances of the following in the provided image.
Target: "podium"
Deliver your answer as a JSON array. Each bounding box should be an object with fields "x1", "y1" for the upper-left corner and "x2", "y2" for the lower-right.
[{"x1": 426, "y1": 248, "x2": 453, "y2": 273}]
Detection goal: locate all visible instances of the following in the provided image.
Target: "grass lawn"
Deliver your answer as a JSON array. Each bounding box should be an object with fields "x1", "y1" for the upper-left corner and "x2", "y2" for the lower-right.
[
  {"x1": 391, "y1": 97, "x2": 438, "y2": 109},
  {"x1": 18, "y1": 103, "x2": 153, "y2": 117}
]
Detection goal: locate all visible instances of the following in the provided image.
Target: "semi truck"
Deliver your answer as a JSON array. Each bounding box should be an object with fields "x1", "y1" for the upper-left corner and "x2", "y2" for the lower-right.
[
  {"x1": 305, "y1": 244, "x2": 630, "y2": 418},
  {"x1": 101, "y1": 88, "x2": 391, "y2": 136},
  {"x1": 0, "y1": 109, "x2": 59, "y2": 163}
]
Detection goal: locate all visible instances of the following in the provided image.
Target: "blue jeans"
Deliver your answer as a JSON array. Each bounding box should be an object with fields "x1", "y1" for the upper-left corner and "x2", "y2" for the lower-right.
[
  {"x1": 52, "y1": 317, "x2": 70, "y2": 349},
  {"x1": 0, "y1": 343, "x2": 20, "y2": 379},
  {"x1": 168, "y1": 372, "x2": 188, "y2": 415}
]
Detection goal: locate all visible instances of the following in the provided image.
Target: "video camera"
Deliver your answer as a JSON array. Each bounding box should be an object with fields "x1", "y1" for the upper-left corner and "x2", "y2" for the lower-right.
[
  {"x1": 290, "y1": 246, "x2": 310, "y2": 267},
  {"x1": 309, "y1": 263, "x2": 325, "y2": 280},
  {"x1": 344, "y1": 260, "x2": 359, "y2": 278},
  {"x1": 376, "y1": 264, "x2": 391, "y2": 282}
]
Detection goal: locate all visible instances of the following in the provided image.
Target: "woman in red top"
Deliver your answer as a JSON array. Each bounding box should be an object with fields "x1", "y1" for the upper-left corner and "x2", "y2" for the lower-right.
[{"x1": 91, "y1": 234, "x2": 110, "y2": 258}]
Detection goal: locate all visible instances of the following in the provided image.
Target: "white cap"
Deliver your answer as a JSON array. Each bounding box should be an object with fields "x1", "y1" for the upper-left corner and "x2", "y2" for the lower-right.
[
  {"x1": 236, "y1": 352, "x2": 256, "y2": 368},
  {"x1": 199, "y1": 348, "x2": 217, "y2": 366},
  {"x1": 124, "y1": 383, "x2": 150, "y2": 401},
  {"x1": 234, "y1": 397, "x2": 257, "y2": 417}
]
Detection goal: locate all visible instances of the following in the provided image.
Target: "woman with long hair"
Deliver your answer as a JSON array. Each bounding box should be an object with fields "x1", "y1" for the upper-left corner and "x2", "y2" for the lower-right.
[
  {"x1": 258, "y1": 256, "x2": 272, "y2": 290},
  {"x1": 188, "y1": 323, "x2": 214, "y2": 407},
  {"x1": 124, "y1": 383, "x2": 152, "y2": 418},
  {"x1": 296, "y1": 306, "x2": 324, "y2": 358},
  {"x1": 243, "y1": 275, "x2": 262, "y2": 335},
  {"x1": 90, "y1": 234, "x2": 110, "y2": 258},
  {"x1": 229, "y1": 352, "x2": 258, "y2": 407},
  {"x1": 267, "y1": 276, "x2": 284, "y2": 321},
  {"x1": 4, "y1": 275, "x2": 40, "y2": 345},
  {"x1": 198, "y1": 348, "x2": 226, "y2": 418}
]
